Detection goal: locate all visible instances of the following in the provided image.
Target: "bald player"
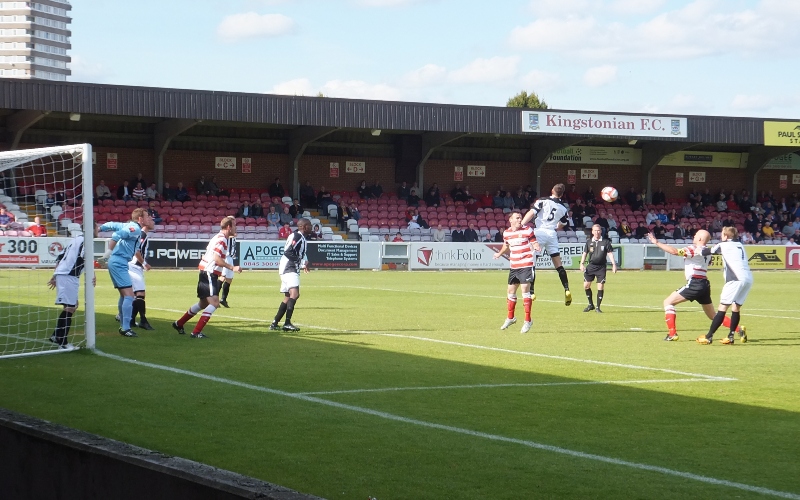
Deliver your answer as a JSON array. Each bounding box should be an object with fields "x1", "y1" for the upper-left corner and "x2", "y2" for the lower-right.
[{"x1": 647, "y1": 230, "x2": 744, "y2": 342}]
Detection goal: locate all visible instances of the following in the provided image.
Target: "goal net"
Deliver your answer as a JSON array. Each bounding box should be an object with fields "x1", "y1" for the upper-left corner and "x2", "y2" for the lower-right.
[{"x1": 0, "y1": 144, "x2": 94, "y2": 359}]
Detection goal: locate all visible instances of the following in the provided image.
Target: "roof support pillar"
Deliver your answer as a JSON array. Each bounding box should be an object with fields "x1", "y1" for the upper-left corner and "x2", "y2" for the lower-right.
[
  {"x1": 416, "y1": 132, "x2": 466, "y2": 190},
  {"x1": 744, "y1": 145, "x2": 800, "y2": 195},
  {"x1": 640, "y1": 142, "x2": 699, "y2": 203},
  {"x1": 154, "y1": 119, "x2": 200, "y2": 191},
  {"x1": 531, "y1": 137, "x2": 582, "y2": 197},
  {"x1": 6, "y1": 109, "x2": 50, "y2": 150},
  {"x1": 289, "y1": 126, "x2": 338, "y2": 199}
]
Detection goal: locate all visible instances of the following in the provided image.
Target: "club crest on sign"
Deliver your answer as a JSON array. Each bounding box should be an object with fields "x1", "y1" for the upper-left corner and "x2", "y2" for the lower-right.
[
  {"x1": 529, "y1": 113, "x2": 539, "y2": 131},
  {"x1": 671, "y1": 119, "x2": 681, "y2": 135}
]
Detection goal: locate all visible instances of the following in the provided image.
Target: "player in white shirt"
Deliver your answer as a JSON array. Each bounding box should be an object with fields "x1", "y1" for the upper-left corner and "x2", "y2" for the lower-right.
[
  {"x1": 521, "y1": 183, "x2": 573, "y2": 306},
  {"x1": 47, "y1": 224, "x2": 98, "y2": 349},
  {"x1": 647, "y1": 230, "x2": 745, "y2": 341},
  {"x1": 697, "y1": 226, "x2": 753, "y2": 345}
]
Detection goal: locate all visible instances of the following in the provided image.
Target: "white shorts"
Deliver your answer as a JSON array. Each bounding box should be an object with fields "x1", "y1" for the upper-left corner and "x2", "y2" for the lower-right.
[
  {"x1": 280, "y1": 272, "x2": 300, "y2": 293},
  {"x1": 55, "y1": 275, "x2": 80, "y2": 306},
  {"x1": 128, "y1": 263, "x2": 145, "y2": 292},
  {"x1": 534, "y1": 228, "x2": 560, "y2": 256},
  {"x1": 719, "y1": 279, "x2": 752, "y2": 306},
  {"x1": 222, "y1": 256, "x2": 234, "y2": 280}
]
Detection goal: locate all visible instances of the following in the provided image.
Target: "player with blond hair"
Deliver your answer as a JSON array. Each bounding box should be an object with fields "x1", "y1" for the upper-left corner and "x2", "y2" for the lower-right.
[
  {"x1": 100, "y1": 208, "x2": 151, "y2": 338},
  {"x1": 172, "y1": 216, "x2": 241, "y2": 338}
]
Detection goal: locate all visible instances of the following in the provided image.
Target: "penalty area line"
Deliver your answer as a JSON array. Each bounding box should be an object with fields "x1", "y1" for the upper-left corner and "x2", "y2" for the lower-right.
[{"x1": 93, "y1": 350, "x2": 798, "y2": 500}]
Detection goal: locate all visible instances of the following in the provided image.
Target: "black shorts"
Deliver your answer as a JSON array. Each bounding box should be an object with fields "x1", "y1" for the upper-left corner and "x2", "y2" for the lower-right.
[
  {"x1": 197, "y1": 271, "x2": 221, "y2": 299},
  {"x1": 677, "y1": 279, "x2": 712, "y2": 305},
  {"x1": 583, "y1": 264, "x2": 607, "y2": 284},
  {"x1": 508, "y1": 267, "x2": 534, "y2": 285}
]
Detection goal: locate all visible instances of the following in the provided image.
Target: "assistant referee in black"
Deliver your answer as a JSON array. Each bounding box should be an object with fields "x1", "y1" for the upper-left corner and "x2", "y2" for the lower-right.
[{"x1": 579, "y1": 224, "x2": 618, "y2": 313}]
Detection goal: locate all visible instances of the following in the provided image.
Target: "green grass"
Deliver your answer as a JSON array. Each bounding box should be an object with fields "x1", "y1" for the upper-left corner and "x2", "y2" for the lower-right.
[{"x1": 1, "y1": 268, "x2": 799, "y2": 499}]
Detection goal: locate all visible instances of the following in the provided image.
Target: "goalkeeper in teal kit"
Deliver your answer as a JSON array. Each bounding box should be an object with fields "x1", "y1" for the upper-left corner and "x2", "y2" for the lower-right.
[{"x1": 99, "y1": 208, "x2": 152, "y2": 337}]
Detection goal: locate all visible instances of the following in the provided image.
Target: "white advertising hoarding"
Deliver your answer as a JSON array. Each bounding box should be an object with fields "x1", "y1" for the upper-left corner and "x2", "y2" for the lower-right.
[
  {"x1": 239, "y1": 241, "x2": 286, "y2": 269},
  {"x1": 522, "y1": 111, "x2": 687, "y2": 138},
  {"x1": 408, "y1": 242, "x2": 506, "y2": 270},
  {"x1": 0, "y1": 236, "x2": 74, "y2": 267}
]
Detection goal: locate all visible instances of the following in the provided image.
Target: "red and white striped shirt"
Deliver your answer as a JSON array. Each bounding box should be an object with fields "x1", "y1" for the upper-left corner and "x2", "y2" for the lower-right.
[
  {"x1": 503, "y1": 225, "x2": 536, "y2": 269},
  {"x1": 199, "y1": 232, "x2": 229, "y2": 275},
  {"x1": 680, "y1": 244, "x2": 709, "y2": 281}
]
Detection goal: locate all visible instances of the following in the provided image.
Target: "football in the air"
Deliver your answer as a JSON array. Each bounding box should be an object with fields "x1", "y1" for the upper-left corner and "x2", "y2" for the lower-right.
[{"x1": 601, "y1": 186, "x2": 618, "y2": 203}]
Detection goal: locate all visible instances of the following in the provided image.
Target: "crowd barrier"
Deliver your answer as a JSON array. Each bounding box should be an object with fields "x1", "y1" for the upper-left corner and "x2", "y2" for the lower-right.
[{"x1": 2, "y1": 237, "x2": 798, "y2": 271}]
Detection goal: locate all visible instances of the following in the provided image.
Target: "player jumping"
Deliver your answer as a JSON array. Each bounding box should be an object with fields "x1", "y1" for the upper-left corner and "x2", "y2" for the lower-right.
[{"x1": 521, "y1": 183, "x2": 572, "y2": 306}]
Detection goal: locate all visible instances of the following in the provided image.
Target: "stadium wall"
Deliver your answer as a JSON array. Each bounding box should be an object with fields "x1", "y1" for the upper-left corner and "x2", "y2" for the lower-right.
[
  {"x1": 69, "y1": 239, "x2": 799, "y2": 271},
  {"x1": 11, "y1": 142, "x2": 799, "y2": 201},
  {"x1": 0, "y1": 407, "x2": 322, "y2": 500}
]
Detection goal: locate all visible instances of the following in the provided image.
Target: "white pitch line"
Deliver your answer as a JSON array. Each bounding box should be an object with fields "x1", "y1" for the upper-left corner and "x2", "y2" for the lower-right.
[
  {"x1": 93, "y1": 350, "x2": 800, "y2": 500},
  {"x1": 308, "y1": 285, "x2": 800, "y2": 320},
  {"x1": 129, "y1": 306, "x2": 737, "y2": 382},
  {"x1": 378, "y1": 334, "x2": 737, "y2": 381},
  {"x1": 298, "y1": 378, "x2": 731, "y2": 396}
]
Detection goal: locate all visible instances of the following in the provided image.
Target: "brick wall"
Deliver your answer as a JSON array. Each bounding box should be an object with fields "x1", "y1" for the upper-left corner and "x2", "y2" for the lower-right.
[
  {"x1": 424, "y1": 159, "x2": 534, "y2": 199},
  {"x1": 541, "y1": 163, "x2": 642, "y2": 199},
  {"x1": 9, "y1": 142, "x2": 800, "y2": 202},
  {"x1": 299, "y1": 155, "x2": 396, "y2": 195}
]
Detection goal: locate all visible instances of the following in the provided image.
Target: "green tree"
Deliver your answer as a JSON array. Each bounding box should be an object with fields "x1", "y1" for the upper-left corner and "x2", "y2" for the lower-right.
[{"x1": 506, "y1": 90, "x2": 548, "y2": 109}]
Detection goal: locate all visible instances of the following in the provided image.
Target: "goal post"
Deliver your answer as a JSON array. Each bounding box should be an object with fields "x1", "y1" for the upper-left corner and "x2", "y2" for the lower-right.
[{"x1": 0, "y1": 144, "x2": 94, "y2": 359}]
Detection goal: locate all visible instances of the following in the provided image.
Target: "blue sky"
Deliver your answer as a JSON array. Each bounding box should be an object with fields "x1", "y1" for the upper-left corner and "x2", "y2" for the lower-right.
[{"x1": 70, "y1": 0, "x2": 800, "y2": 118}]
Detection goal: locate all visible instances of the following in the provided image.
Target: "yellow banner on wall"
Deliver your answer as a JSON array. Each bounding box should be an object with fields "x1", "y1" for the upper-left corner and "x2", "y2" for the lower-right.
[
  {"x1": 708, "y1": 246, "x2": 785, "y2": 269},
  {"x1": 764, "y1": 121, "x2": 800, "y2": 146}
]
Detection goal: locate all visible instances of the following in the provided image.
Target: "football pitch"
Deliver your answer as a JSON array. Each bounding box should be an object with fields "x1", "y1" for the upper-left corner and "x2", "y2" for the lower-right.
[{"x1": 1, "y1": 268, "x2": 799, "y2": 499}]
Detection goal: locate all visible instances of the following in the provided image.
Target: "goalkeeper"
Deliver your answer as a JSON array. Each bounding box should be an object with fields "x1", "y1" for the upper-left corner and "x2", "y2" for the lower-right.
[{"x1": 99, "y1": 208, "x2": 152, "y2": 337}]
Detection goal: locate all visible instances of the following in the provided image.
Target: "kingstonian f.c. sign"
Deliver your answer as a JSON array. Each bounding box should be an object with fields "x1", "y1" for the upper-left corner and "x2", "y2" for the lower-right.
[{"x1": 522, "y1": 111, "x2": 687, "y2": 138}]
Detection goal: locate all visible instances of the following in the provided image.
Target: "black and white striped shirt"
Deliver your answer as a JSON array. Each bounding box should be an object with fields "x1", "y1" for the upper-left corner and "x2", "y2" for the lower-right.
[
  {"x1": 227, "y1": 236, "x2": 237, "y2": 260},
  {"x1": 278, "y1": 231, "x2": 307, "y2": 275},
  {"x1": 54, "y1": 234, "x2": 85, "y2": 277},
  {"x1": 130, "y1": 231, "x2": 150, "y2": 268}
]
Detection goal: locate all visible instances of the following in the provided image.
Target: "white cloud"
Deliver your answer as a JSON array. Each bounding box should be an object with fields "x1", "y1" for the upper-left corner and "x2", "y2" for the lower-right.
[
  {"x1": 320, "y1": 80, "x2": 403, "y2": 100},
  {"x1": 509, "y1": 0, "x2": 800, "y2": 61},
  {"x1": 526, "y1": 0, "x2": 592, "y2": 16},
  {"x1": 519, "y1": 69, "x2": 561, "y2": 92},
  {"x1": 353, "y1": 0, "x2": 433, "y2": 6},
  {"x1": 609, "y1": 0, "x2": 667, "y2": 15},
  {"x1": 730, "y1": 94, "x2": 775, "y2": 111},
  {"x1": 447, "y1": 56, "x2": 520, "y2": 84},
  {"x1": 583, "y1": 65, "x2": 617, "y2": 87},
  {"x1": 402, "y1": 64, "x2": 447, "y2": 87},
  {"x1": 267, "y1": 78, "x2": 316, "y2": 96},
  {"x1": 216, "y1": 12, "x2": 296, "y2": 42}
]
